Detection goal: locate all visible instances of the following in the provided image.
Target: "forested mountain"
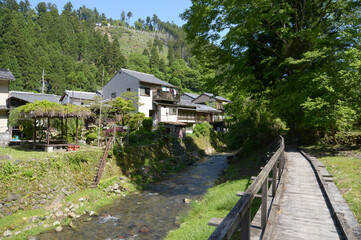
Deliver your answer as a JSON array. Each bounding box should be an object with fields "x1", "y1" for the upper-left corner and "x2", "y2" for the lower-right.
[{"x1": 0, "y1": 0, "x2": 212, "y2": 95}]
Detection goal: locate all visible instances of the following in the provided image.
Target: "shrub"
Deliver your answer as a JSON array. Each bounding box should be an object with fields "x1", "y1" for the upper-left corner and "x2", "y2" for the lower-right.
[
  {"x1": 142, "y1": 117, "x2": 153, "y2": 132},
  {"x1": 193, "y1": 122, "x2": 213, "y2": 137},
  {"x1": 2, "y1": 162, "x2": 18, "y2": 176},
  {"x1": 22, "y1": 169, "x2": 34, "y2": 178},
  {"x1": 68, "y1": 152, "x2": 93, "y2": 165},
  {"x1": 86, "y1": 132, "x2": 98, "y2": 144}
]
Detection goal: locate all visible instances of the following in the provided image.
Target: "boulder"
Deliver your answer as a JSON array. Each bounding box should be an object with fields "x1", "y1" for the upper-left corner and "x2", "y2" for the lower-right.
[
  {"x1": 67, "y1": 211, "x2": 76, "y2": 219},
  {"x1": 55, "y1": 226, "x2": 62, "y2": 232},
  {"x1": 89, "y1": 211, "x2": 98, "y2": 217},
  {"x1": 113, "y1": 183, "x2": 119, "y2": 190},
  {"x1": 54, "y1": 210, "x2": 63, "y2": 218},
  {"x1": 66, "y1": 202, "x2": 74, "y2": 209},
  {"x1": 3, "y1": 230, "x2": 11, "y2": 237},
  {"x1": 53, "y1": 221, "x2": 61, "y2": 226}
]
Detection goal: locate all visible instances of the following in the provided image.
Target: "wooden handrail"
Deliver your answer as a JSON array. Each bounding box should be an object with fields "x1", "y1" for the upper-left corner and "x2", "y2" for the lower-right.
[
  {"x1": 209, "y1": 136, "x2": 284, "y2": 240},
  {"x1": 91, "y1": 138, "x2": 113, "y2": 188}
]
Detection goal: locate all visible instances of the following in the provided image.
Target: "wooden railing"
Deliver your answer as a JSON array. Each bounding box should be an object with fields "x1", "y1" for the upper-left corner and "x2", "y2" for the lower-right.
[
  {"x1": 91, "y1": 138, "x2": 113, "y2": 188},
  {"x1": 209, "y1": 136, "x2": 285, "y2": 240},
  {"x1": 154, "y1": 90, "x2": 180, "y2": 102}
]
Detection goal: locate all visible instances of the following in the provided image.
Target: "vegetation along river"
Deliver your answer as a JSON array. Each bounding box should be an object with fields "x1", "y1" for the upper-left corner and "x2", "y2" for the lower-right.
[{"x1": 38, "y1": 154, "x2": 228, "y2": 240}]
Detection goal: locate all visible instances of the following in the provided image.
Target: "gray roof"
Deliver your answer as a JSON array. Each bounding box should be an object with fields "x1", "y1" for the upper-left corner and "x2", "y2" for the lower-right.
[
  {"x1": 178, "y1": 99, "x2": 198, "y2": 108},
  {"x1": 121, "y1": 68, "x2": 176, "y2": 88},
  {"x1": 182, "y1": 92, "x2": 199, "y2": 100},
  {"x1": 196, "y1": 104, "x2": 221, "y2": 113},
  {"x1": 178, "y1": 99, "x2": 221, "y2": 113},
  {"x1": 0, "y1": 69, "x2": 15, "y2": 81},
  {"x1": 9, "y1": 91, "x2": 60, "y2": 103},
  {"x1": 61, "y1": 90, "x2": 98, "y2": 101},
  {"x1": 203, "y1": 92, "x2": 231, "y2": 102}
]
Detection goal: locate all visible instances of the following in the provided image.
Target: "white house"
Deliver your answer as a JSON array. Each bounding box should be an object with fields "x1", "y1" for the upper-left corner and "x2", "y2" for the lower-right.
[
  {"x1": 0, "y1": 69, "x2": 15, "y2": 134},
  {"x1": 102, "y1": 68, "x2": 180, "y2": 124}
]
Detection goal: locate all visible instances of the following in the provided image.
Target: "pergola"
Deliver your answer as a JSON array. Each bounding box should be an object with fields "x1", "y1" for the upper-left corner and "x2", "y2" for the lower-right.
[{"x1": 13, "y1": 101, "x2": 91, "y2": 149}]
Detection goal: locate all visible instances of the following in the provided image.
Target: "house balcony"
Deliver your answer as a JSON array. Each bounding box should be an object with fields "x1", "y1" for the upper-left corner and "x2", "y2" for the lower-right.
[
  {"x1": 178, "y1": 115, "x2": 196, "y2": 123},
  {"x1": 154, "y1": 89, "x2": 180, "y2": 102}
]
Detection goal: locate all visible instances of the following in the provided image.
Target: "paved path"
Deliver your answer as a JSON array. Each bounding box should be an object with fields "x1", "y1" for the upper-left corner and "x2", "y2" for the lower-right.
[{"x1": 268, "y1": 149, "x2": 342, "y2": 239}]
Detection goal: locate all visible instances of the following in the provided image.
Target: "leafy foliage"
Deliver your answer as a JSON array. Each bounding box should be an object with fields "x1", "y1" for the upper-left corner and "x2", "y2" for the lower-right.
[
  {"x1": 182, "y1": 0, "x2": 361, "y2": 142},
  {"x1": 193, "y1": 122, "x2": 213, "y2": 137}
]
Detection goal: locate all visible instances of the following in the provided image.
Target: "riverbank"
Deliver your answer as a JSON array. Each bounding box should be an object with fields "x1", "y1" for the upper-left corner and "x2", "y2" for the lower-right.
[
  {"x1": 0, "y1": 136, "x2": 211, "y2": 239},
  {"x1": 166, "y1": 147, "x2": 267, "y2": 239}
]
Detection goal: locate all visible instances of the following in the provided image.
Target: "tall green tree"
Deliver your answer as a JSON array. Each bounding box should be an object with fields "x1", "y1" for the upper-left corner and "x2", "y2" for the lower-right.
[{"x1": 182, "y1": 0, "x2": 361, "y2": 141}]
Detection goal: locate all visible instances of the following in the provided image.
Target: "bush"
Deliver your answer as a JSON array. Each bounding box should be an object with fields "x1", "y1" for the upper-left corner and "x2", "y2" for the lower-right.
[
  {"x1": 193, "y1": 122, "x2": 213, "y2": 137},
  {"x1": 142, "y1": 117, "x2": 153, "y2": 132},
  {"x1": 86, "y1": 132, "x2": 98, "y2": 144},
  {"x1": 2, "y1": 162, "x2": 18, "y2": 176},
  {"x1": 68, "y1": 152, "x2": 93, "y2": 165}
]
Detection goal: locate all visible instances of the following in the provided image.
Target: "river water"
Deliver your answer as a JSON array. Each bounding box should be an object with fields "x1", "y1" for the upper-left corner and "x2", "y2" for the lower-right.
[{"x1": 38, "y1": 154, "x2": 228, "y2": 240}]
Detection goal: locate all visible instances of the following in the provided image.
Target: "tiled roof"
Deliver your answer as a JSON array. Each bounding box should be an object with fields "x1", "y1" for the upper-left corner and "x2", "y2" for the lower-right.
[
  {"x1": 203, "y1": 92, "x2": 231, "y2": 102},
  {"x1": 178, "y1": 99, "x2": 221, "y2": 113},
  {"x1": 121, "y1": 68, "x2": 176, "y2": 88},
  {"x1": 9, "y1": 91, "x2": 60, "y2": 103},
  {"x1": 178, "y1": 99, "x2": 198, "y2": 108},
  {"x1": 0, "y1": 69, "x2": 15, "y2": 81},
  {"x1": 182, "y1": 92, "x2": 199, "y2": 100},
  {"x1": 62, "y1": 90, "x2": 98, "y2": 101},
  {"x1": 196, "y1": 104, "x2": 221, "y2": 113}
]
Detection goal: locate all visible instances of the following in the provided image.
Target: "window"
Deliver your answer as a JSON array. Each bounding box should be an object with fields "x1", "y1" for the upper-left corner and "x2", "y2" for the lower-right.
[
  {"x1": 169, "y1": 108, "x2": 177, "y2": 115},
  {"x1": 111, "y1": 92, "x2": 116, "y2": 98},
  {"x1": 140, "y1": 87, "x2": 150, "y2": 97},
  {"x1": 127, "y1": 88, "x2": 131, "y2": 92}
]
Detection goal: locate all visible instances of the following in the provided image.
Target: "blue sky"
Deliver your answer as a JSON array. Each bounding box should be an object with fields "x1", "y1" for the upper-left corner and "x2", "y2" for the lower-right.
[{"x1": 27, "y1": 0, "x2": 192, "y2": 26}]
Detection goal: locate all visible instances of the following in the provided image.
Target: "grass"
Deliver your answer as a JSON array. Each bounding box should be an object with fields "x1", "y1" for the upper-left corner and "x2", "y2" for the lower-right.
[
  {"x1": 3, "y1": 147, "x2": 59, "y2": 161},
  {"x1": 166, "y1": 148, "x2": 266, "y2": 240},
  {"x1": 318, "y1": 156, "x2": 361, "y2": 224}
]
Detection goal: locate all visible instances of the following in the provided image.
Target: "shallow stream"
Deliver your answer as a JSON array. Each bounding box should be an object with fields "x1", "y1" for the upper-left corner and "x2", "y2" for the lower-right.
[{"x1": 38, "y1": 154, "x2": 227, "y2": 240}]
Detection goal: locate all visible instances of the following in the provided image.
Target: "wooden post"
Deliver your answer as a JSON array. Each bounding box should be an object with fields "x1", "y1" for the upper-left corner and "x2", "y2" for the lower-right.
[
  {"x1": 272, "y1": 161, "x2": 277, "y2": 197},
  {"x1": 75, "y1": 117, "x2": 78, "y2": 144},
  {"x1": 47, "y1": 117, "x2": 50, "y2": 145},
  {"x1": 61, "y1": 117, "x2": 64, "y2": 140},
  {"x1": 65, "y1": 118, "x2": 68, "y2": 143},
  {"x1": 240, "y1": 208, "x2": 251, "y2": 240},
  {"x1": 261, "y1": 179, "x2": 268, "y2": 229},
  {"x1": 33, "y1": 118, "x2": 36, "y2": 149}
]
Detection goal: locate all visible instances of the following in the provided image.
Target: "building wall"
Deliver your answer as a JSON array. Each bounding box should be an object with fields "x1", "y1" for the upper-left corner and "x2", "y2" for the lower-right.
[
  {"x1": 158, "y1": 106, "x2": 178, "y2": 122},
  {"x1": 0, "y1": 110, "x2": 8, "y2": 133},
  {"x1": 0, "y1": 81, "x2": 9, "y2": 106},
  {"x1": 102, "y1": 71, "x2": 139, "y2": 100},
  {"x1": 138, "y1": 83, "x2": 154, "y2": 117}
]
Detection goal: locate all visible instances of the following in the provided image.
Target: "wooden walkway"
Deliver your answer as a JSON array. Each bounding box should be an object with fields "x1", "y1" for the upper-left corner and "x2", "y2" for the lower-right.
[
  {"x1": 265, "y1": 148, "x2": 342, "y2": 239},
  {"x1": 208, "y1": 138, "x2": 360, "y2": 240}
]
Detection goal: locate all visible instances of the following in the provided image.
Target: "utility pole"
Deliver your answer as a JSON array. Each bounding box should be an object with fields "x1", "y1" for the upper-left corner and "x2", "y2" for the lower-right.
[{"x1": 41, "y1": 69, "x2": 45, "y2": 94}]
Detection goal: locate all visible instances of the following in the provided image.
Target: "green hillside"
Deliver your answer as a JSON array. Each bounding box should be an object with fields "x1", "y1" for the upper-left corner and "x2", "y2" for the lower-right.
[
  {"x1": 0, "y1": 1, "x2": 211, "y2": 95},
  {"x1": 99, "y1": 26, "x2": 169, "y2": 61}
]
